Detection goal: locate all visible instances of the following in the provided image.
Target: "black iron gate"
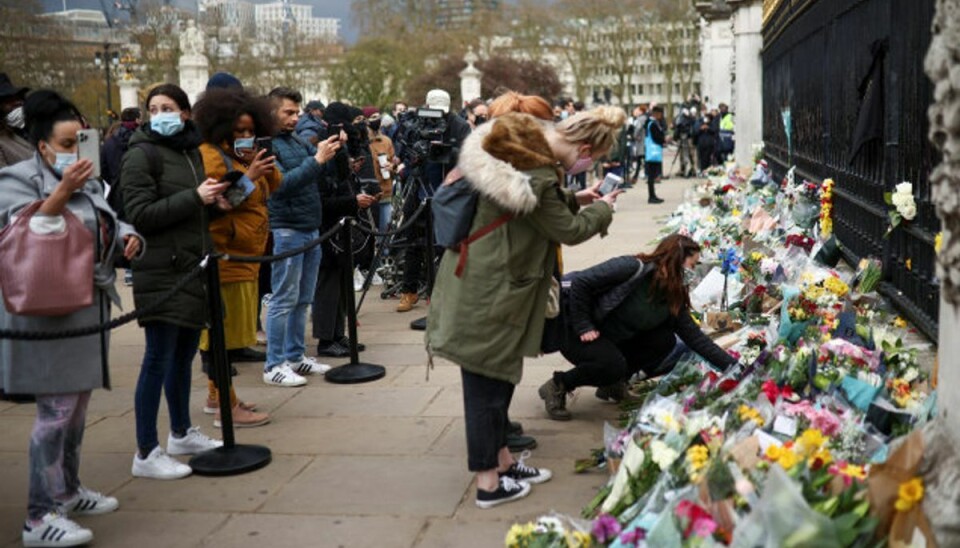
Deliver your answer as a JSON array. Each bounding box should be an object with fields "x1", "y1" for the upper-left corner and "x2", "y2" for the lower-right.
[{"x1": 762, "y1": 0, "x2": 941, "y2": 341}]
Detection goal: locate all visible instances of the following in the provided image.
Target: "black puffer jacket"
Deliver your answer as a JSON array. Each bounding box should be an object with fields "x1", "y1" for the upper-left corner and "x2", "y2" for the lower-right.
[
  {"x1": 565, "y1": 255, "x2": 736, "y2": 371},
  {"x1": 121, "y1": 124, "x2": 210, "y2": 329}
]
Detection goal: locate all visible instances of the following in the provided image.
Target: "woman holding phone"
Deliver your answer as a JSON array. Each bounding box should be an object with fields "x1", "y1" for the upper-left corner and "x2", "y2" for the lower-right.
[
  {"x1": 0, "y1": 90, "x2": 142, "y2": 547},
  {"x1": 122, "y1": 83, "x2": 228, "y2": 480},
  {"x1": 193, "y1": 88, "x2": 280, "y2": 428}
]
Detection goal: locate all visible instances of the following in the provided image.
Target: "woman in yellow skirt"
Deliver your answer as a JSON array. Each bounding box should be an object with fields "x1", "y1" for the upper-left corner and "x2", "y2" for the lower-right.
[{"x1": 194, "y1": 88, "x2": 282, "y2": 427}]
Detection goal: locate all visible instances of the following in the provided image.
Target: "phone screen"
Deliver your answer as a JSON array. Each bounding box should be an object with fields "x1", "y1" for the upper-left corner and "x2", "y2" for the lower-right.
[
  {"x1": 76, "y1": 129, "x2": 101, "y2": 179},
  {"x1": 599, "y1": 173, "x2": 622, "y2": 196}
]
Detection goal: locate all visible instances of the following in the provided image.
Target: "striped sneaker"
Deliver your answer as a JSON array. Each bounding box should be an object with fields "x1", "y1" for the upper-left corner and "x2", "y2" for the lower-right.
[
  {"x1": 22, "y1": 512, "x2": 93, "y2": 547},
  {"x1": 58, "y1": 486, "x2": 118, "y2": 516},
  {"x1": 289, "y1": 356, "x2": 331, "y2": 376},
  {"x1": 263, "y1": 363, "x2": 307, "y2": 387}
]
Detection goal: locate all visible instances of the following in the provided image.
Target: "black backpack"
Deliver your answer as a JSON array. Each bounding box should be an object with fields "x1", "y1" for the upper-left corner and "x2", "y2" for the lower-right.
[
  {"x1": 109, "y1": 142, "x2": 162, "y2": 222},
  {"x1": 432, "y1": 176, "x2": 512, "y2": 278}
]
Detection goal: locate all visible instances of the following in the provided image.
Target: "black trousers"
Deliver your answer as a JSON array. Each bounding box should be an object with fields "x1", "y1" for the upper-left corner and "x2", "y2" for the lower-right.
[
  {"x1": 645, "y1": 161, "x2": 663, "y2": 200},
  {"x1": 558, "y1": 324, "x2": 676, "y2": 390},
  {"x1": 461, "y1": 368, "x2": 514, "y2": 471},
  {"x1": 312, "y1": 264, "x2": 345, "y2": 343},
  {"x1": 401, "y1": 196, "x2": 428, "y2": 294}
]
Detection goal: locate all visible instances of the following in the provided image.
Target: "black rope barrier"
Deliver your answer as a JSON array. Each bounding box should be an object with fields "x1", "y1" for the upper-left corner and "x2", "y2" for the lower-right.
[
  {"x1": 221, "y1": 220, "x2": 345, "y2": 264},
  {"x1": 349, "y1": 200, "x2": 429, "y2": 238},
  {"x1": 0, "y1": 261, "x2": 207, "y2": 341}
]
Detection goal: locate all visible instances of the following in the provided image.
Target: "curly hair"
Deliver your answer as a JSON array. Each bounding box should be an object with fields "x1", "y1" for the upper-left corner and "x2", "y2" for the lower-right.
[{"x1": 193, "y1": 88, "x2": 277, "y2": 146}]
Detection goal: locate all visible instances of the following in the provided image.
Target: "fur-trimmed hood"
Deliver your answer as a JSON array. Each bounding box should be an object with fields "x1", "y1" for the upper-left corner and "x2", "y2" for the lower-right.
[{"x1": 456, "y1": 113, "x2": 557, "y2": 215}]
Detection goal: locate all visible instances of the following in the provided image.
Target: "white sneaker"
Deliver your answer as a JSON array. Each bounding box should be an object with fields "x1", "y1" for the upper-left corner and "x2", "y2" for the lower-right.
[
  {"x1": 23, "y1": 512, "x2": 93, "y2": 547},
  {"x1": 290, "y1": 356, "x2": 331, "y2": 376},
  {"x1": 371, "y1": 273, "x2": 384, "y2": 286},
  {"x1": 131, "y1": 446, "x2": 191, "y2": 480},
  {"x1": 353, "y1": 268, "x2": 365, "y2": 291},
  {"x1": 58, "y1": 486, "x2": 119, "y2": 516},
  {"x1": 167, "y1": 426, "x2": 223, "y2": 456},
  {"x1": 263, "y1": 363, "x2": 308, "y2": 386}
]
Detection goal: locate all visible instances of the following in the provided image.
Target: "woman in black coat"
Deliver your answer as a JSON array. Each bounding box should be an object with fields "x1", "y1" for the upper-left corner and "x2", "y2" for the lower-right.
[{"x1": 538, "y1": 234, "x2": 737, "y2": 420}]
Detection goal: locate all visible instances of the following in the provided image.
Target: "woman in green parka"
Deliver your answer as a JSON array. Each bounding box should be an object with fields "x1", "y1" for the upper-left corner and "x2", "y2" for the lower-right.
[
  {"x1": 121, "y1": 84, "x2": 231, "y2": 480},
  {"x1": 427, "y1": 103, "x2": 625, "y2": 508}
]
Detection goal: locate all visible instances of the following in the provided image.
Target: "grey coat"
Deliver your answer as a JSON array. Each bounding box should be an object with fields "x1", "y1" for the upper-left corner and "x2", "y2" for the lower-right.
[{"x1": 0, "y1": 154, "x2": 140, "y2": 394}]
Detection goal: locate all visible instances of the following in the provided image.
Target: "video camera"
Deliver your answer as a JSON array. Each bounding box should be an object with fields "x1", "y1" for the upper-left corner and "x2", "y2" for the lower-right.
[{"x1": 396, "y1": 107, "x2": 456, "y2": 168}]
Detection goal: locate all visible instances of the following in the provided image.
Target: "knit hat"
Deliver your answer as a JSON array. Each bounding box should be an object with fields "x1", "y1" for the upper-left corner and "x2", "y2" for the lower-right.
[
  {"x1": 324, "y1": 102, "x2": 353, "y2": 126},
  {"x1": 305, "y1": 100, "x2": 325, "y2": 111},
  {"x1": 361, "y1": 106, "x2": 379, "y2": 119},
  {"x1": 206, "y1": 72, "x2": 243, "y2": 91}
]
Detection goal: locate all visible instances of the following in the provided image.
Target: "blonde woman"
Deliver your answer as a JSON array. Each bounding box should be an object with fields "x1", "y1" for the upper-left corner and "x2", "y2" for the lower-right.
[{"x1": 427, "y1": 105, "x2": 625, "y2": 508}]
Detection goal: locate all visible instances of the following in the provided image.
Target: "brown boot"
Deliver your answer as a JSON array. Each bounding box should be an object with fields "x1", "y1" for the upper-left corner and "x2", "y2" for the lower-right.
[
  {"x1": 396, "y1": 292, "x2": 419, "y2": 312},
  {"x1": 538, "y1": 376, "x2": 571, "y2": 421},
  {"x1": 215, "y1": 404, "x2": 270, "y2": 428}
]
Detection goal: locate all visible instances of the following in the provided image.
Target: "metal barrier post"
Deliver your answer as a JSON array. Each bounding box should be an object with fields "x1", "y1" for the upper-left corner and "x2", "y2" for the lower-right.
[
  {"x1": 190, "y1": 255, "x2": 272, "y2": 475},
  {"x1": 325, "y1": 219, "x2": 387, "y2": 384}
]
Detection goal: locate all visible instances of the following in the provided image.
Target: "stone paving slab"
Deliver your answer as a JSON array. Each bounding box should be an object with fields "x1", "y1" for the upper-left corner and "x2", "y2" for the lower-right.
[{"x1": 0, "y1": 173, "x2": 696, "y2": 546}]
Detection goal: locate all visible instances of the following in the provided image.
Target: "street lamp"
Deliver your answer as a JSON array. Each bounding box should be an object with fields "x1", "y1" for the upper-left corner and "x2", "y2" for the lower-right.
[{"x1": 94, "y1": 43, "x2": 120, "y2": 124}]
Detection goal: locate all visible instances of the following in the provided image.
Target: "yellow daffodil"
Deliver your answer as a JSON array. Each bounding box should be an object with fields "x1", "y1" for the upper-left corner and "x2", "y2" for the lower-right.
[
  {"x1": 935, "y1": 232, "x2": 943, "y2": 254},
  {"x1": 894, "y1": 477, "x2": 924, "y2": 512},
  {"x1": 764, "y1": 444, "x2": 783, "y2": 461},
  {"x1": 751, "y1": 251, "x2": 763, "y2": 262},
  {"x1": 841, "y1": 463, "x2": 867, "y2": 480},
  {"x1": 777, "y1": 448, "x2": 800, "y2": 470},
  {"x1": 893, "y1": 316, "x2": 908, "y2": 328},
  {"x1": 808, "y1": 448, "x2": 833, "y2": 469},
  {"x1": 797, "y1": 428, "x2": 827, "y2": 454},
  {"x1": 570, "y1": 530, "x2": 592, "y2": 547}
]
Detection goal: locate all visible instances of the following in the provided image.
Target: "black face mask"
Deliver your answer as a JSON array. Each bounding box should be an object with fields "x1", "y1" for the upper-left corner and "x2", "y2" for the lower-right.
[
  {"x1": 474, "y1": 115, "x2": 487, "y2": 126},
  {"x1": 369, "y1": 119, "x2": 381, "y2": 132}
]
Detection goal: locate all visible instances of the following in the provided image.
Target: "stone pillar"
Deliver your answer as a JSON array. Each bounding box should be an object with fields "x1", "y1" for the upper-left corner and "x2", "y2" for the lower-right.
[
  {"x1": 926, "y1": 0, "x2": 960, "y2": 452},
  {"x1": 728, "y1": 0, "x2": 763, "y2": 168},
  {"x1": 695, "y1": 0, "x2": 733, "y2": 109},
  {"x1": 118, "y1": 78, "x2": 140, "y2": 111},
  {"x1": 177, "y1": 20, "x2": 209, "y2": 106},
  {"x1": 459, "y1": 48, "x2": 483, "y2": 108}
]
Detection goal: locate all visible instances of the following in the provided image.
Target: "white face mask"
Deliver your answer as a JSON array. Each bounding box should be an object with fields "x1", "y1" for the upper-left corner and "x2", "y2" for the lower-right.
[{"x1": 5, "y1": 106, "x2": 24, "y2": 129}]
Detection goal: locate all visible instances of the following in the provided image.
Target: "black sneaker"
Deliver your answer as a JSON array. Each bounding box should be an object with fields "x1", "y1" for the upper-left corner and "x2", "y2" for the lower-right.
[
  {"x1": 508, "y1": 421, "x2": 523, "y2": 436},
  {"x1": 506, "y1": 433, "x2": 537, "y2": 452},
  {"x1": 228, "y1": 347, "x2": 266, "y2": 362},
  {"x1": 475, "y1": 476, "x2": 531, "y2": 509},
  {"x1": 648, "y1": 196, "x2": 665, "y2": 204},
  {"x1": 409, "y1": 317, "x2": 427, "y2": 331},
  {"x1": 316, "y1": 341, "x2": 351, "y2": 358},
  {"x1": 337, "y1": 337, "x2": 366, "y2": 352},
  {"x1": 500, "y1": 450, "x2": 552, "y2": 484}
]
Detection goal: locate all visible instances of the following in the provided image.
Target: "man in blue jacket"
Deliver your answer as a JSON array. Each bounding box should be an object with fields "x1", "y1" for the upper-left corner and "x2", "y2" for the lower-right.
[{"x1": 263, "y1": 87, "x2": 341, "y2": 387}]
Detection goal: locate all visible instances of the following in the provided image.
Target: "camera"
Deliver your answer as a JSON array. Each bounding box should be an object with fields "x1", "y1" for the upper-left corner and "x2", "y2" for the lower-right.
[{"x1": 396, "y1": 107, "x2": 455, "y2": 168}]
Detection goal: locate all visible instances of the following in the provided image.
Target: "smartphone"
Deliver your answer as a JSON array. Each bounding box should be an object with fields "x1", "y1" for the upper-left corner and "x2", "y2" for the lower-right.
[
  {"x1": 76, "y1": 129, "x2": 101, "y2": 179},
  {"x1": 220, "y1": 170, "x2": 255, "y2": 207},
  {"x1": 599, "y1": 173, "x2": 623, "y2": 196},
  {"x1": 255, "y1": 137, "x2": 273, "y2": 157}
]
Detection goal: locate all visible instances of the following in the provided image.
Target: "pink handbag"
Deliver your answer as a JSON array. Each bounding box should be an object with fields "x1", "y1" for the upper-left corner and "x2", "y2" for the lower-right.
[{"x1": 0, "y1": 200, "x2": 94, "y2": 316}]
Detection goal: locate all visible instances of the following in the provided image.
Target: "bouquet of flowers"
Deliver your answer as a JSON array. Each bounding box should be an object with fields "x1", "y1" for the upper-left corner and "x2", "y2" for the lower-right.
[{"x1": 884, "y1": 182, "x2": 917, "y2": 237}]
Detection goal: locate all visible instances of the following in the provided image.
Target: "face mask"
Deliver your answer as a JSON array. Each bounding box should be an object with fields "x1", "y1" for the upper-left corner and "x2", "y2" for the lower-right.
[
  {"x1": 474, "y1": 115, "x2": 487, "y2": 126},
  {"x1": 5, "y1": 106, "x2": 24, "y2": 129},
  {"x1": 51, "y1": 151, "x2": 77, "y2": 176},
  {"x1": 566, "y1": 154, "x2": 593, "y2": 176},
  {"x1": 150, "y1": 111, "x2": 184, "y2": 136},
  {"x1": 683, "y1": 267, "x2": 698, "y2": 287},
  {"x1": 368, "y1": 119, "x2": 381, "y2": 132},
  {"x1": 560, "y1": 111, "x2": 569, "y2": 120},
  {"x1": 234, "y1": 137, "x2": 255, "y2": 152}
]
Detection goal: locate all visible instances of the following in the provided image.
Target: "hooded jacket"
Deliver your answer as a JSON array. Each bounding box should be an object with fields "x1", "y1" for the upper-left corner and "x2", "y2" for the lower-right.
[
  {"x1": 121, "y1": 124, "x2": 211, "y2": 329},
  {"x1": 426, "y1": 113, "x2": 614, "y2": 384}
]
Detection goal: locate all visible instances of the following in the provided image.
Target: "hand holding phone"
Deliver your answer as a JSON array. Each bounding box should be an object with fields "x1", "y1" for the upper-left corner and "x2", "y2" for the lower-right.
[
  {"x1": 599, "y1": 173, "x2": 623, "y2": 196},
  {"x1": 220, "y1": 170, "x2": 255, "y2": 207}
]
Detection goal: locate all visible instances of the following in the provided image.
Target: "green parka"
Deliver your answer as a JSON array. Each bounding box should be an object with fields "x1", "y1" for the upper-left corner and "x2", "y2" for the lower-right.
[
  {"x1": 427, "y1": 113, "x2": 614, "y2": 385},
  {"x1": 121, "y1": 123, "x2": 211, "y2": 329}
]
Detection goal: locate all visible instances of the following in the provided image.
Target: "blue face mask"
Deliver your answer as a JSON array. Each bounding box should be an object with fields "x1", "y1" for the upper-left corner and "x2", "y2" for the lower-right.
[
  {"x1": 234, "y1": 137, "x2": 255, "y2": 152},
  {"x1": 150, "y1": 112, "x2": 184, "y2": 136},
  {"x1": 52, "y1": 151, "x2": 77, "y2": 176}
]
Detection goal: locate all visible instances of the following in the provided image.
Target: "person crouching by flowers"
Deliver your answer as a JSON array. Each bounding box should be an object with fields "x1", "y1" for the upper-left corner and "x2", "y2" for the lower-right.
[
  {"x1": 539, "y1": 234, "x2": 738, "y2": 420},
  {"x1": 0, "y1": 90, "x2": 144, "y2": 547}
]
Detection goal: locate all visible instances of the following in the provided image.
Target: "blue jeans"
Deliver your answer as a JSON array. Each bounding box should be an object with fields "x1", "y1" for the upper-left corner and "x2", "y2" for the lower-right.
[
  {"x1": 134, "y1": 322, "x2": 200, "y2": 453},
  {"x1": 265, "y1": 228, "x2": 322, "y2": 371}
]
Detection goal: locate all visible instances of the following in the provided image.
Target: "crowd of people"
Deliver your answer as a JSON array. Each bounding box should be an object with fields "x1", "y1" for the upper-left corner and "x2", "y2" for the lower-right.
[{"x1": 0, "y1": 70, "x2": 741, "y2": 546}]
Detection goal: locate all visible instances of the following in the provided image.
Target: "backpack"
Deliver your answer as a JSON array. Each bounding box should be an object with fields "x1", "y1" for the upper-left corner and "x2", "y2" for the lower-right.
[
  {"x1": 431, "y1": 175, "x2": 512, "y2": 278},
  {"x1": 109, "y1": 142, "x2": 162, "y2": 222}
]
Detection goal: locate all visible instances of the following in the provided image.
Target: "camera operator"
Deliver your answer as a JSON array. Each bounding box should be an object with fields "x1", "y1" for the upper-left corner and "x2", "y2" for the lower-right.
[
  {"x1": 312, "y1": 102, "x2": 380, "y2": 357},
  {"x1": 673, "y1": 107, "x2": 696, "y2": 178},
  {"x1": 394, "y1": 89, "x2": 471, "y2": 315}
]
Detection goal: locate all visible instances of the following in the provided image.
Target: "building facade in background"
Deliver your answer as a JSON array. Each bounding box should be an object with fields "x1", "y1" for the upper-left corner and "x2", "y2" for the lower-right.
[
  {"x1": 435, "y1": 0, "x2": 500, "y2": 29},
  {"x1": 255, "y1": 2, "x2": 340, "y2": 44}
]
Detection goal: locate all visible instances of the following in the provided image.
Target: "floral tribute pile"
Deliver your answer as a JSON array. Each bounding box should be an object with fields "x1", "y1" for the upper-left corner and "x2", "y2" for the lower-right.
[{"x1": 507, "y1": 164, "x2": 939, "y2": 548}]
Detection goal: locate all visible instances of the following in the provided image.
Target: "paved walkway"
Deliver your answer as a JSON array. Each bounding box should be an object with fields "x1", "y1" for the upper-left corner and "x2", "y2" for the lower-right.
[{"x1": 0, "y1": 169, "x2": 697, "y2": 548}]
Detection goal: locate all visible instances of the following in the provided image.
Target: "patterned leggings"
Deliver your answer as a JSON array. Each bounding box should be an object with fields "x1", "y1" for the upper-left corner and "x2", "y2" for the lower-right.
[{"x1": 28, "y1": 391, "x2": 91, "y2": 520}]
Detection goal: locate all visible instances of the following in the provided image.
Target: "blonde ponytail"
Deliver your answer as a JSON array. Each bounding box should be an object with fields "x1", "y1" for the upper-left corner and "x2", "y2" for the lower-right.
[{"x1": 556, "y1": 105, "x2": 626, "y2": 154}]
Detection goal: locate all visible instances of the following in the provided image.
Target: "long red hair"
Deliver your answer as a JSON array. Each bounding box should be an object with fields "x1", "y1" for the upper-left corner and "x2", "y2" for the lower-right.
[{"x1": 638, "y1": 234, "x2": 701, "y2": 316}]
